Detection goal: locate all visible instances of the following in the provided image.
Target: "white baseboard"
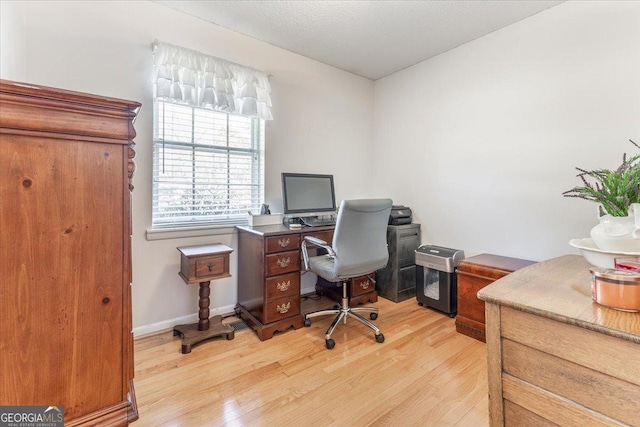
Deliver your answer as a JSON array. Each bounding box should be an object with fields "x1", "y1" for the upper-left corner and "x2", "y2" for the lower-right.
[
  {"x1": 133, "y1": 303, "x2": 237, "y2": 338},
  {"x1": 134, "y1": 276, "x2": 318, "y2": 338}
]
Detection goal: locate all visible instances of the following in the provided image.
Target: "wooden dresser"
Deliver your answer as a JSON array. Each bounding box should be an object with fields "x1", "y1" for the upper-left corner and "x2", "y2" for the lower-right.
[
  {"x1": 456, "y1": 254, "x2": 535, "y2": 342},
  {"x1": 236, "y1": 224, "x2": 334, "y2": 340},
  {"x1": 478, "y1": 255, "x2": 640, "y2": 427},
  {"x1": 0, "y1": 80, "x2": 140, "y2": 425}
]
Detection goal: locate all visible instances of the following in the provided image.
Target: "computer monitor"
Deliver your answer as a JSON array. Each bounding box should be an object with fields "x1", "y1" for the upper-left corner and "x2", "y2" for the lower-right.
[{"x1": 281, "y1": 173, "x2": 336, "y2": 215}]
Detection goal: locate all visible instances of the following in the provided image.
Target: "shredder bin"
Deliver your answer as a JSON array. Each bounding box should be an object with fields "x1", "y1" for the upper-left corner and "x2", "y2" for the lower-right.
[{"x1": 415, "y1": 245, "x2": 465, "y2": 317}]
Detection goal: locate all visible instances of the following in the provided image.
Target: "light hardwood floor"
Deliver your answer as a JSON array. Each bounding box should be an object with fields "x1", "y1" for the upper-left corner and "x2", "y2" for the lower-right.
[{"x1": 134, "y1": 296, "x2": 489, "y2": 426}]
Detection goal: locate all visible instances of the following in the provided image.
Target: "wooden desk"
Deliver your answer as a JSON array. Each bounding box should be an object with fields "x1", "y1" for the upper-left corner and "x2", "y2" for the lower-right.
[
  {"x1": 236, "y1": 224, "x2": 335, "y2": 340},
  {"x1": 478, "y1": 255, "x2": 640, "y2": 426},
  {"x1": 237, "y1": 224, "x2": 383, "y2": 340},
  {"x1": 174, "y1": 244, "x2": 235, "y2": 354}
]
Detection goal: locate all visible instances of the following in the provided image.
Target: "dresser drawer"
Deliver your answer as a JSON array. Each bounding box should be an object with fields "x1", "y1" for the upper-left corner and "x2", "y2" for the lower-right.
[
  {"x1": 266, "y1": 234, "x2": 300, "y2": 253},
  {"x1": 265, "y1": 250, "x2": 300, "y2": 276},
  {"x1": 263, "y1": 295, "x2": 301, "y2": 324},
  {"x1": 501, "y1": 307, "x2": 640, "y2": 387},
  {"x1": 265, "y1": 272, "x2": 300, "y2": 300},
  {"x1": 502, "y1": 338, "x2": 640, "y2": 426},
  {"x1": 351, "y1": 275, "x2": 375, "y2": 297}
]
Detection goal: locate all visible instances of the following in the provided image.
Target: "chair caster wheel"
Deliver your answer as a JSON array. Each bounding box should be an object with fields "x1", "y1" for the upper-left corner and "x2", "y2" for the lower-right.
[
  {"x1": 375, "y1": 334, "x2": 385, "y2": 343},
  {"x1": 326, "y1": 339, "x2": 335, "y2": 349},
  {"x1": 370, "y1": 313, "x2": 378, "y2": 320},
  {"x1": 418, "y1": 302, "x2": 423, "y2": 306},
  {"x1": 448, "y1": 313, "x2": 456, "y2": 318},
  {"x1": 333, "y1": 304, "x2": 340, "y2": 309},
  {"x1": 304, "y1": 318, "x2": 311, "y2": 327}
]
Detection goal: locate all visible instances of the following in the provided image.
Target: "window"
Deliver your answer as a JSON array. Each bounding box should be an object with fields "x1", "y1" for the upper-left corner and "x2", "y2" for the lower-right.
[{"x1": 152, "y1": 99, "x2": 265, "y2": 228}]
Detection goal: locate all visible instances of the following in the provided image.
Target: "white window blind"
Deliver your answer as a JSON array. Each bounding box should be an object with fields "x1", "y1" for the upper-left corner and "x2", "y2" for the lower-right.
[
  {"x1": 152, "y1": 100, "x2": 265, "y2": 227},
  {"x1": 151, "y1": 41, "x2": 272, "y2": 229}
]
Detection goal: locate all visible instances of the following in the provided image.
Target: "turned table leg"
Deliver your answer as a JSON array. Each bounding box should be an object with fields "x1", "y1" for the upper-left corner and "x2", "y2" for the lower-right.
[{"x1": 198, "y1": 280, "x2": 210, "y2": 331}]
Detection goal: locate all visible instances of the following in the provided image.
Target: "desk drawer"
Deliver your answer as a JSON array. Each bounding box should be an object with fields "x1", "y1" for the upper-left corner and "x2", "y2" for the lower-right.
[
  {"x1": 302, "y1": 230, "x2": 333, "y2": 245},
  {"x1": 266, "y1": 272, "x2": 300, "y2": 300},
  {"x1": 351, "y1": 275, "x2": 374, "y2": 297},
  {"x1": 263, "y1": 295, "x2": 300, "y2": 323},
  {"x1": 265, "y1": 251, "x2": 300, "y2": 276},
  {"x1": 266, "y1": 235, "x2": 300, "y2": 253}
]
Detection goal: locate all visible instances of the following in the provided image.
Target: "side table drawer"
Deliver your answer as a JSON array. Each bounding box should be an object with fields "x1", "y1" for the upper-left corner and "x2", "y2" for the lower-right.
[
  {"x1": 266, "y1": 272, "x2": 300, "y2": 300},
  {"x1": 265, "y1": 250, "x2": 300, "y2": 276},
  {"x1": 263, "y1": 295, "x2": 301, "y2": 324},
  {"x1": 195, "y1": 255, "x2": 227, "y2": 279},
  {"x1": 266, "y1": 235, "x2": 300, "y2": 253}
]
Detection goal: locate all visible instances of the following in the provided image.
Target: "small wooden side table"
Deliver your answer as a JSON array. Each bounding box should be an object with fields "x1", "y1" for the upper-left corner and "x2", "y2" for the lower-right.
[{"x1": 173, "y1": 244, "x2": 235, "y2": 354}]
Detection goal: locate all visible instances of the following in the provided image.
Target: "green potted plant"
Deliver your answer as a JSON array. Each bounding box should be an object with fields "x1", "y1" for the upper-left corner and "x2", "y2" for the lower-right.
[{"x1": 564, "y1": 140, "x2": 640, "y2": 252}]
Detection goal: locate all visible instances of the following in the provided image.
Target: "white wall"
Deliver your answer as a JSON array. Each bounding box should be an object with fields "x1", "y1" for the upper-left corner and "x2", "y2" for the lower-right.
[
  {"x1": 3, "y1": 0, "x2": 638, "y2": 335},
  {"x1": 373, "y1": 1, "x2": 640, "y2": 262},
  {"x1": 0, "y1": 0, "x2": 374, "y2": 335}
]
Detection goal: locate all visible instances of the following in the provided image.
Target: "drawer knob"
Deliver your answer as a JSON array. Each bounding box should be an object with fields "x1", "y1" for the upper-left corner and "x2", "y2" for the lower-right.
[
  {"x1": 278, "y1": 238, "x2": 290, "y2": 247},
  {"x1": 277, "y1": 257, "x2": 291, "y2": 268},
  {"x1": 207, "y1": 262, "x2": 214, "y2": 272},
  {"x1": 276, "y1": 302, "x2": 291, "y2": 313},
  {"x1": 277, "y1": 281, "x2": 291, "y2": 292},
  {"x1": 360, "y1": 280, "x2": 370, "y2": 290}
]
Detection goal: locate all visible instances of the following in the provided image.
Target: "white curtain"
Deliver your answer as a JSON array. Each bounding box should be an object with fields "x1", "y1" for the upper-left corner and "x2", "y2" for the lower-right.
[{"x1": 152, "y1": 41, "x2": 273, "y2": 120}]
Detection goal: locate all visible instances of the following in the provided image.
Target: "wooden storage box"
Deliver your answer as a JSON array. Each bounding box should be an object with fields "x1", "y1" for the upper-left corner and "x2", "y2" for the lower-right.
[{"x1": 455, "y1": 253, "x2": 535, "y2": 342}]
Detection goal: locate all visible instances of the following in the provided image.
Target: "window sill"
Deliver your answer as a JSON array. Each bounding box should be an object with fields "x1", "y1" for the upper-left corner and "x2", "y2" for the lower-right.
[{"x1": 145, "y1": 223, "x2": 245, "y2": 241}]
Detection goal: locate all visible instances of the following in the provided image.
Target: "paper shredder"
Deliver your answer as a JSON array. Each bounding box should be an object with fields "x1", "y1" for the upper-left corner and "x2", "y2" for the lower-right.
[{"x1": 415, "y1": 245, "x2": 465, "y2": 317}]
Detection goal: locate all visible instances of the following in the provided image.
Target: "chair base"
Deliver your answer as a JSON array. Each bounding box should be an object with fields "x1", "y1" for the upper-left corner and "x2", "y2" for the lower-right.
[{"x1": 304, "y1": 280, "x2": 384, "y2": 349}]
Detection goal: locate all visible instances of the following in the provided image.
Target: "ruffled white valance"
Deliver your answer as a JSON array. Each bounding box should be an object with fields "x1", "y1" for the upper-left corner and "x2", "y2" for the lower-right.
[{"x1": 152, "y1": 41, "x2": 273, "y2": 120}]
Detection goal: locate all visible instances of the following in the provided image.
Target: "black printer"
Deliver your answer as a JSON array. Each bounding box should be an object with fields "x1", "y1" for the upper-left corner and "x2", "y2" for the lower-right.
[{"x1": 388, "y1": 205, "x2": 412, "y2": 225}]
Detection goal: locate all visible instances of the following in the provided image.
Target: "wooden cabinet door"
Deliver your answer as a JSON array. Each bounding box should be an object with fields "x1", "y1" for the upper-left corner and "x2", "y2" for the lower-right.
[
  {"x1": 0, "y1": 79, "x2": 140, "y2": 425},
  {"x1": 0, "y1": 136, "x2": 125, "y2": 418}
]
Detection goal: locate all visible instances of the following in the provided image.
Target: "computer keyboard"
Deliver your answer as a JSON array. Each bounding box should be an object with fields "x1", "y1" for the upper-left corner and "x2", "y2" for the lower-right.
[{"x1": 301, "y1": 217, "x2": 336, "y2": 227}]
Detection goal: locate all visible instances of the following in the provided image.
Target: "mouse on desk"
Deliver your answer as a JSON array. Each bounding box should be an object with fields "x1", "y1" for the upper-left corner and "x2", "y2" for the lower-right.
[{"x1": 289, "y1": 223, "x2": 302, "y2": 229}]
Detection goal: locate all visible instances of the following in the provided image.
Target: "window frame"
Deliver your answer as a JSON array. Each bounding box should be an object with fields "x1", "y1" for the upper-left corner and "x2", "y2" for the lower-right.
[{"x1": 150, "y1": 98, "x2": 265, "y2": 232}]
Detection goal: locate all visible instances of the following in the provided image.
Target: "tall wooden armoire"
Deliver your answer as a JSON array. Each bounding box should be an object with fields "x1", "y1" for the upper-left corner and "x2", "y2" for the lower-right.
[{"x1": 0, "y1": 80, "x2": 140, "y2": 426}]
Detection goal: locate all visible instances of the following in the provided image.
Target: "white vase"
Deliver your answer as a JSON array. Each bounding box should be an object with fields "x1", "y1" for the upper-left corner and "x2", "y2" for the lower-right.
[{"x1": 590, "y1": 203, "x2": 640, "y2": 252}]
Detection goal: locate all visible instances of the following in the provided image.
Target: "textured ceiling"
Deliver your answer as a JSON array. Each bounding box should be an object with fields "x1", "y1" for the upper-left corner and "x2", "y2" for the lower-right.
[{"x1": 154, "y1": 0, "x2": 564, "y2": 80}]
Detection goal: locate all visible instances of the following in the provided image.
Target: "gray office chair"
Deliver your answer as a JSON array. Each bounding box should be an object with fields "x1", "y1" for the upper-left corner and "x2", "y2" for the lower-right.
[{"x1": 302, "y1": 198, "x2": 393, "y2": 349}]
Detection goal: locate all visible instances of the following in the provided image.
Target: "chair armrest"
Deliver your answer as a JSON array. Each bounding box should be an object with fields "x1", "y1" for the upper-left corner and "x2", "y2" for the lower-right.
[
  {"x1": 304, "y1": 236, "x2": 327, "y2": 247},
  {"x1": 301, "y1": 235, "x2": 336, "y2": 271},
  {"x1": 304, "y1": 236, "x2": 336, "y2": 257}
]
